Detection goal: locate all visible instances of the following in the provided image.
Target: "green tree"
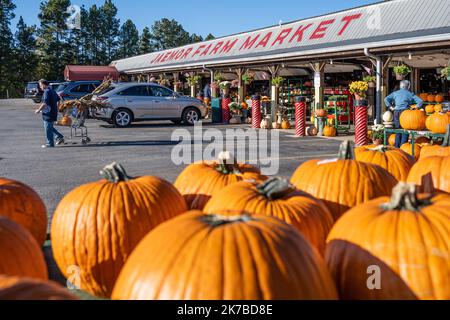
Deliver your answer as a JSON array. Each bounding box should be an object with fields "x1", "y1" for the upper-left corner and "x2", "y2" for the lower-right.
[
  {"x1": 139, "y1": 26, "x2": 153, "y2": 55},
  {"x1": 205, "y1": 33, "x2": 215, "y2": 41},
  {"x1": 85, "y1": 4, "x2": 106, "y2": 65},
  {"x1": 14, "y1": 16, "x2": 38, "y2": 92},
  {"x1": 37, "y1": 0, "x2": 71, "y2": 80},
  {"x1": 151, "y1": 18, "x2": 190, "y2": 50},
  {"x1": 0, "y1": 0, "x2": 16, "y2": 98},
  {"x1": 100, "y1": 0, "x2": 120, "y2": 62},
  {"x1": 117, "y1": 19, "x2": 139, "y2": 59},
  {"x1": 190, "y1": 33, "x2": 203, "y2": 43}
]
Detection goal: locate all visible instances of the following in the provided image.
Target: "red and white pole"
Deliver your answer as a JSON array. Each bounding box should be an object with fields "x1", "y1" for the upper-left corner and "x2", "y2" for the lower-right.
[
  {"x1": 222, "y1": 95, "x2": 231, "y2": 123},
  {"x1": 354, "y1": 100, "x2": 368, "y2": 146},
  {"x1": 295, "y1": 96, "x2": 307, "y2": 137},
  {"x1": 251, "y1": 94, "x2": 261, "y2": 129}
]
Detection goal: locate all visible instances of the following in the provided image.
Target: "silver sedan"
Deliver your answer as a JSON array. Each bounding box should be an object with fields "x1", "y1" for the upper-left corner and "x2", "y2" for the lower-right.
[{"x1": 93, "y1": 82, "x2": 207, "y2": 127}]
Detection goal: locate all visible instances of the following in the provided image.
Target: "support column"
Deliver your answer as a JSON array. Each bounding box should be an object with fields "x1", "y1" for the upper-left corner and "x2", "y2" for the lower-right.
[
  {"x1": 236, "y1": 68, "x2": 246, "y2": 104},
  {"x1": 268, "y1": 65, "x2": 281, "y2": 122},
  {"x1": 251, "y1": 94, "x2": 262, "y2": 129},
  {"x1": 210, "y1": 69, "x2": 218, "y2": 99},
  {"x1": 381, "y1": 56, "x2": 392, "y2": 109},
  {"x1": 355, "y1": 100, "x2": 369, "y2": 147},
  {"x1": 295, "y1": 96, "x2": 307, "y2": 137},
  {"x1": 173, "y1": 73, "x2": 180, "y2": 93}
]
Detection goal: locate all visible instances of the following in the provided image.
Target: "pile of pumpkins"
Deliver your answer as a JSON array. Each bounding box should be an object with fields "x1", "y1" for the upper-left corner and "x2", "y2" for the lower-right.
[
  {"x1": 1, "y1": 141, "x2": 449, "y2": 300},
  {"x1": 260, "y1": 116, "x2": 292, "y2": 130}
]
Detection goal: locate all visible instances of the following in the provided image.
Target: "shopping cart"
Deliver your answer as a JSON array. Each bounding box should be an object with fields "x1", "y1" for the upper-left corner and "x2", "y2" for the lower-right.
[{"x1": 70, "y1": 107, "x2": 91, "y2": 145}]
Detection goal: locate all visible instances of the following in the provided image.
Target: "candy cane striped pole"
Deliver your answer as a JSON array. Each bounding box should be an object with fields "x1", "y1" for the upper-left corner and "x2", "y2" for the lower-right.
[
  {"x1": 222, "y1": 95, "x2": 231, "y2": 123},
  {"x1": 295, "y1": 96, "x2": 307, "y2": 137},
  {"x1": 251, "y1": 94, "x2": 261, "y2": 129},
  {"x1": 354, "y1": 99, "x2": 368, "y2": 146}
]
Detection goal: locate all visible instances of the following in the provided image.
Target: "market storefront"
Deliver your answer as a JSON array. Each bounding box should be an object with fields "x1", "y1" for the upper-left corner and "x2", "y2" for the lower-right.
[{"x1": 111, "y1": 0, "x2": 450, "y2": 139}]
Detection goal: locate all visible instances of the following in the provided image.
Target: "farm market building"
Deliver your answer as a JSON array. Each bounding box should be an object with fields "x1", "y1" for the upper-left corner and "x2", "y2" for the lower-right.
[{"x1": 111, "y1": 0, "x2": 450, "y2": 124}]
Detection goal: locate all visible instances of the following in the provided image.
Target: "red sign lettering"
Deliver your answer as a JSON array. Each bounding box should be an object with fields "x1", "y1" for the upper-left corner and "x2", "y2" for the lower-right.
[
  {"x1": 221, "y1": 39, "x2": 238, "y2": 53},
  {"x1": 338, "y1": 14, "x2": 362, "y2": 36},
  {"x1": 181, "y1": 47, "x2": 193, "y2": 59},
  {"x1": 310, "y1": 19, "x2": 335, "y2": 39},
  {"x1": 272, "y1": 28, "x2": 293, "y2": 46},
  {"x1": 240, "y1": 35, "x2": 260, "y2": 50},
  {"x1": 210, "y1": 42, "x2": 224, "y2": 55},
  {"x1": 200, "y1": 44, "x2": 212, "y2": 56},
  {"x1": 288, "y1": 24, "x2": 313, "y2": 43},
  {"x1": 256, "y1": 32, "x2": 272, "y2": 48}
]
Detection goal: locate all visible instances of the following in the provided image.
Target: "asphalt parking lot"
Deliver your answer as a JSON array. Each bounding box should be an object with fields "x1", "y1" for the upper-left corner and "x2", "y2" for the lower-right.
[{"x1": 0, "y1": 99, "x2": 346, "y2": 224}]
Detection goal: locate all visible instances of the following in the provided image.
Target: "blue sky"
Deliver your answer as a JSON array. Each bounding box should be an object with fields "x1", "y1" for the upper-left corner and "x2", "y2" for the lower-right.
[{"x1": 12, "y1": 0, "x2": 379, "y2": 37}]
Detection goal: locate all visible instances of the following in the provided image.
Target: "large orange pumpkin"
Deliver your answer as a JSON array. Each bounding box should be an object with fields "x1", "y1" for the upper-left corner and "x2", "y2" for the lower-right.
[
  {"x1": 174, "y1": 152, "x2": 266, "y2": 210},
  {"x1": 291, "y1": 141, "x2": 398, "y2": 221},
  {"x1": 401, "y1": 142, "x2": 421, "y2": 161},
  {"x1": 355, "y1": 145, "x2": 414, "y2": 181},
  {"x1": 420, "y1": 125, "x2": 450, "y2": 159},
  {"x1": 407, "y1": 156, "x2": 450, "y2": 194},
  {"x1": 323, "y1": 125, "x2": 337, "y2": 137},
  {"x1": 326, "y1": 183, "x2": 450, "y2": 300},
  {"x1": 112, "y1": 211, "x2": 338, "y2": 300},
  {"x1": 400, "y1": 109, "x2": 426, "y2": 130},
  {"x1": 0, "y1": 275, "x2": 78, "y2": 300},
  {"x1": 203, "y1": 178, "x2": 334, "y2": 255},
  {"x1": 426, "y1": 112, "x2": 449, "y2": 134},
  {"x1": 51, "y1": 162, "x2": 188, "y2": 298},
  {"x1": 0, "y1": 217, "x2": 48, "y2": 280},
  {"x1": 0, "y1": 178, "x2": 47, "y2": 246}
]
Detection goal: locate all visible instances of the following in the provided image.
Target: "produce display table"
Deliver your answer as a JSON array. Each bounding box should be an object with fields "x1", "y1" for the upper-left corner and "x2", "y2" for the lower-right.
[{"x1": 384, "y1": 128, "x2": 446, "y2": 158}]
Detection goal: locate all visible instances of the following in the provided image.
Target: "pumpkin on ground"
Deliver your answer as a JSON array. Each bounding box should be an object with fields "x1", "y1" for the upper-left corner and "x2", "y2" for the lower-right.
[
  {"x1": 425, "y1": 104, "x2": 435, "y2": 114},
  {"x1": 0, "y1": 275, "x2": 78, "y2": 300},
  {"x1": 0, "y1": 178, "x2": 47, "y2": 246},
  {"x1": 407, "y1": 155, "x2": 450, "y2": 194},
  {"x1": 112, "y1": 211, "x2": 338, "y2": 300},
  {"x1": 306, "y1": 125, "x2": 318, "y2": 136},
  {"x1": 203, "y1": 178, "x2": 334, "y2": 255},
  {"x1": 323, "y1": 125, "x2": 337, "y2": 137},
  {"x1": 326, "y1": 183, "x2": 450, "y2": 300},
  {"x1": 355, "y1": 145, "x2": 414, "y2": 181},
  {"x1": 0, "y1": 217, "x2": 48, "y2": 280},
  {"x1": 51, "y1": 162, "x2": 187, "y2": 298},
  {"x1": 401, "y1": 142, "x2": 421, "y2": 161},
  {"x1": 174, "y1": 152, "x2": 266, "y2": 210},
  {"x1": 426, "y1": 112, "x2": 449, "y2": 134},
  {"x1": 400, "y1": 109, "x2": 426, "y2": 130},
  {"x1": 420, "y1": 125, "x2": 450, "y2": 159},
  {"x1": 388, "y1": 134, "x2": 396, "y2": 146},
  {"x1": 291, "y1": 141, "x2": 398, "y2": 221},
  {"x1": 281, "y1": 120, "x2": 291, "y2": 130}
]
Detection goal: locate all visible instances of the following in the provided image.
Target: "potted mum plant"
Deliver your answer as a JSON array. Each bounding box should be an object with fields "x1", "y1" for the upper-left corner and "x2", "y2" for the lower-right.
[
  {"x1": 393, "y1": 64, "x2": 411, "y2": 80},
  {"x1": 363, "y1": 75, "x2": 376, "y2": 89},
  {"x1": 271, "y1": 76, "x2": 285, "y2": 88},
  {"x1": 349, "y1": 81, "x2": 369, "y2": 101},
  {"x1": 441, "y1": 66, "x2": 450, "y2": 81},
  {"x1": 370, "y1": 124, "x2": 385, "y2": 145},
  {"x1": 187, "y1": 75, "x2": 202, "y2": 97},
  {"x1": 219, "y1": 81, "x2": 232, "y2": 96},
  {"x1": 242, "y1": 72, "x2": 254, "y2": 85}
]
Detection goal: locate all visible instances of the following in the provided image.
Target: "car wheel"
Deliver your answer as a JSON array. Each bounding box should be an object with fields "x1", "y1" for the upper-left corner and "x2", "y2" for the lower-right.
[
  {"x1": 113, "y1": 109, "x2": 133, "y2": 127},
  {"x1": 171, "y1": 120, "x2": 182, "y2": 125},
  {"x1": 182, "y1": 108, "x2": 200, "y2": 125},
  {"x1": 33, "y1": 99, "x2": 41, "y2": 104}
]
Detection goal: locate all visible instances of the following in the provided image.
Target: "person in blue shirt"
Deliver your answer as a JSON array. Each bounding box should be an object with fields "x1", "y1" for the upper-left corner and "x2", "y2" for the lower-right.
[
  {"x1": 384, "y1": 80, "x2": 423, "y2": 148},
  {"x1": 203, "y1": 83, "x2": 211, "y2": 100},
  {"x1": 35, "y1": 79, "x2": 65, "y2": 148}
]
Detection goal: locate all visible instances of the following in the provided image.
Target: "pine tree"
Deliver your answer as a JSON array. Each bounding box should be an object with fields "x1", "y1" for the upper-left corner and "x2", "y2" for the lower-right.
[
  {"x1": 37, "y1": 0, "x2": 71, "y2": 80},
  {"x1": 205, "y1": 33, "x2": 215, "y2": 41},
  {"x1": 100, "y1": 0, "x2": 120, "y2": 63},
  {"x1": 0, "y1": 0, "x2": 16, "y2": 98},
  {"x1": 190, "y1": 33, "x2": 203, "y2": 43},
  {"x1": 139, "y1": 27, "x2": 153, "y2": 55},
  {"x1": 151, "y1": 18, "x2": 191, "y2": 50},
  {"x1": 117, "y1": 19, "x2": 139, "y2": 59},
  {"x1": 14, "y1": 16, "x2": 38, "y2": 93},
  {"x1": 85, "y1": 4, "x2": 106, "y2": 65}
]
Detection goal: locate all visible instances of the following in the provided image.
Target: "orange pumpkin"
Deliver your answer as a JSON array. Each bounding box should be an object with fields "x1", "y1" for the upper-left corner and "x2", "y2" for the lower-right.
[
  {"x1": 174, "y1": 152, "x2": 266, "y2": 210},
  {"x1": 204, "y1": 178, "x2": 334, "y2": 255},
  {"x1": 427, "y1": 94, "x2": 435, "y2": 103},
  {"x1": 60, "y1": 116, "x2": 72, "y2": 126},
  {"x1": 0, "y1": 178, "x2": 47, "y2": 246},
  {"x1": 426, "y1": 112, "x2": 449, "y2": 134},
  {"x1": 0, "y1": 275, "x2": 78, "y2": 300},
  {"x1": 388, "y1": 134, "x2": 396, "y2": 146},
  {"x1": 112, "y1": 211, "x2": 338, "y2": 300},
  {"x1": 323, "y1": 125, "x2": 337, "y2": 137},
  {"x1": 420, "y1": 125, "x2": 450, "y2": 159},
  {"x1": 435, "y1": 94, "x2": 444, "y2": 103},
  {"x1": 419, "y1": 93, "x2": 428, "y2": 101},
  {"x1": 326, "y1": 183, "x2": 450, "y2": 300},
  {"x1": 0, "y1": 217, "x2": 48, "y2": 280},
  {"x1": 291, "y1": 141, "x2": 398, "y2": 221},
  {"x1": 434, "y1": 104, "x2": 444, "y2": 113},
  {"x1": 400, "y1": 109, "x2": 426, "y2": 130},
  {"x1": 306, "y1": 125, "x2": 318, "y2": 136},
  {"x1": 401, "y1": 142, "x2": 421, "y2": 161},
  {"x1": 355, "y1": 145, "x2": 414, "y2": 181},
  {"x1": 425, "y1": 104, "x2": 435, "y2": 114},
  {"x1": 281, "y1": 120, "x2": 291, "y2": 130},
  {"x1": 51, "y1": 162, "x2": 188, "y2": 298},
  {"x1": 316, "y1": 109, "x2": 328, "y2": 118},
  {"x1": 407, "y1": 155, "x2": 450, "y2": 194}
]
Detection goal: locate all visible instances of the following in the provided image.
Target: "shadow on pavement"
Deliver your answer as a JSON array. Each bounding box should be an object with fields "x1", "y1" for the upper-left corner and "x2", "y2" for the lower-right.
[{"x1": 61, "y1": 140, "x2": 184, "y2": 147}]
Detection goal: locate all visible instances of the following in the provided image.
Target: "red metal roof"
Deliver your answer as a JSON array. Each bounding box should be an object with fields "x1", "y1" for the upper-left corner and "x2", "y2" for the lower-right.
[{"x1": 64, "y1": 65, "x2": 120, "y2": 81}]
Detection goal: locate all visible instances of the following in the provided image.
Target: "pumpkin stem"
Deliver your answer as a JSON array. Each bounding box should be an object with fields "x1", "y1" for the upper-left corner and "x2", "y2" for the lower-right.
[
  {"x1": 216, "y1": 151, "x2": 242, "y2": 175},
  {"x1": 202, "y1": 214, "x2": 253, "y2": 227},
  {"x1": 367, "y1": 145, "x2": 390, "y2": 153},
  {"x1": 338, "y1": 141, "x2": 356, "y2": 160},
  {"x1": 381, "y1": 182, "x2": 432, "y2": 212},
  {"x1": 256, "y1": 177, "x2": 295, "y2": 200},
  {"x1": 100, "y1": 162, "x2": 132, "y2": 183}
]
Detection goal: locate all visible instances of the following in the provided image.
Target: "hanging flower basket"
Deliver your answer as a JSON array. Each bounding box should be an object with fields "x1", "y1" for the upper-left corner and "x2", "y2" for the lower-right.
[{"x1": 393, "y1": 65, "x2": 411, "y2": 81}]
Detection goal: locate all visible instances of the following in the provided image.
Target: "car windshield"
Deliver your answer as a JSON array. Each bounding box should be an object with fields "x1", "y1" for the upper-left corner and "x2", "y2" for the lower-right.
[
  {"x1": 27, "y1": 83, "x2": 38, "y2": 90},
  {"x1": 56, "y1": 83, "x2": 68, "y2": 92}
]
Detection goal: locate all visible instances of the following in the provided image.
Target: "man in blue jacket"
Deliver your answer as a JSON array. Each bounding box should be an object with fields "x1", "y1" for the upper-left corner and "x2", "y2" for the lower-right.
[
  {"x1": 384, "y1": 80, "x2": 423, "y2": 148},
  {"x1": 35, "y1": 79, "x2": 65, "y2": 148}
]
